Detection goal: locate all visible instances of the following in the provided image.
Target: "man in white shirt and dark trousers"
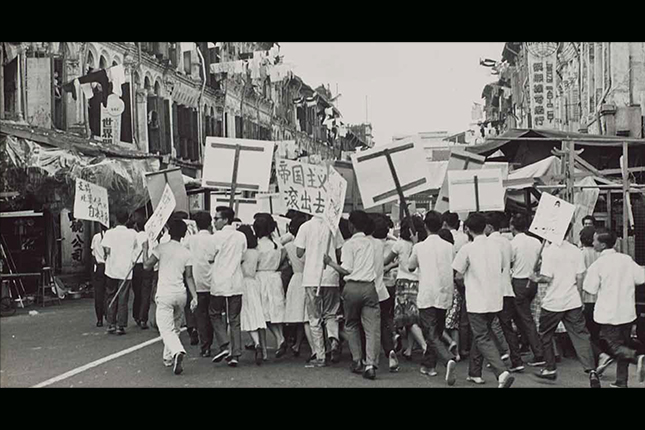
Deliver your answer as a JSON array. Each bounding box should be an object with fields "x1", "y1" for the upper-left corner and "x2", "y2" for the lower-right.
[
  {"x1": 530, "y1": 223, "x2": 600, "y2": 388},
  {"x1": 91, "y1": 223, "x2": 107, "y2": 327},
  {"x1": 510, "y1": 214, "x2": 546, "y2": 366},
  {"x1": 583, "y1": 228, "x2": 645, "y2": 388},
  {"x1": 294, "y1": 216, "x2": 344, "y2": 365},
  {"x1": 143, "y1": 219, "x2": 198, "y2": 375},
  {"x1": 452, "y1": 213, "x2": 515, "y2": 388},
  {"x1": 209, "y1": 206, "x2": 247, "y2": 367},
  {"x1": 408, "y1": 211, "x2": 457, "y2": 386},
  {"x1": 184, "y1": 211, "x2": 216, "y2": 357},
  {"x1": 324, "y1": 210, "x2": 381, "y2": 380},
  {"x1": 101, "y1": 208, "x2": 138, "y2": 335}
]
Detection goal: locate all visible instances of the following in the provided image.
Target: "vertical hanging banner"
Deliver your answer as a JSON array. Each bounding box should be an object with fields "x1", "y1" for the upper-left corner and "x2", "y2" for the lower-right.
[
  {"x1": 100, "y1": 105, "x2": 122, "y2": 144},
  {"x1": 73, "y1": 178, "x2": 110, "y2": 228},
  {"x1": 144, "y1": 183, "x2": 176, "y2": 247},
  {"x1": 527, "y1": 42, "x2": 558, "y2": 129},
  {"x1": 322, "y1": 166, "x2": 347, "y2": 234},
  {"x1": 529, "y1": 192, "x2": 576, "y2": 245},
  {"x1": 276, "y1": 158, "x2": 329, "y2": 216}
]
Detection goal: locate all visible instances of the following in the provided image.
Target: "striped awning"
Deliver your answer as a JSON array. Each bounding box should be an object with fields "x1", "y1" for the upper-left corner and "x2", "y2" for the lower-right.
[{"x1": 172, "y1": 81, "x2": 200, "y2": 108}]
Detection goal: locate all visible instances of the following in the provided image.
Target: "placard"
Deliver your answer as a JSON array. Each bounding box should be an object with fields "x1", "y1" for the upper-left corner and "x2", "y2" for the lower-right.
[
  {"x1": 351, "y1": 140, "x2": 432, "y2": 209},
  {"x1": 447, "y1": 169, "x2": 505, "y2": 213},
  {"x1": 256, "y1": 192, "x2": 288, "y2": 216},
  {"x1": 144, "y1": 183, "x2": 176, "y2": 247},
  {"x1": 211, "y1": 193, "x2": 259, "y2": 225},
  {"x1": 276, "y1": 158, "x2": 329, "y2": 216},
  {"x1": 73, "y1": 178, "x2": 109, "y2": 227},
  {"x1": 434, "y1": 148, "x2": 485, "y2": 213},
  {"x1": 322, "y1": 166, "x2": 347, "y2": 235},
  {"x1": 202, "y1": 137, "x2": 274, "y2": 192},
  {"x1": 529, "y1": 192, "x2": 576, "y2": 245},
  {"x1": 145, "y1": 168, "x2": 189, "y2": 215}
]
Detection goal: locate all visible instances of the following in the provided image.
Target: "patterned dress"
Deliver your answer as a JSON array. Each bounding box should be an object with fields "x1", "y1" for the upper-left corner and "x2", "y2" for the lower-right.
[
  {"x1": 256, "y1": 237, "x2": 285, "y2": 323},
  {"x1": 391, "y1": 239, "x2": 420, "y2": 328},
  {"x1": 240, "y1": 248, "x2": 266, "y2": 332}
]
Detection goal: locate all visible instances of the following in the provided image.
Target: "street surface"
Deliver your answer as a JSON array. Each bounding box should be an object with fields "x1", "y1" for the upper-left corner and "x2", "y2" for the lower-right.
[{"x1": 1, "y1": 298, "x2": 643, "y2": 388}]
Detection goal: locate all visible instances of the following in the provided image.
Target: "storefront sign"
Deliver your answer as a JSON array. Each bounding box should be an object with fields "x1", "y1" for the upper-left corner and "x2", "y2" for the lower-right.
[
  {"x1": 106, "y1": 94, "x2": 125, "y2": 116},
  {"x1": 60, "y1": 209, "x2": 86, "y2": 273},
  {"x1": 73, "y1": 178, "x2": 109, "y2": 228},
  {"x1": 100, "y1": 105, "x2": 121, "y2": 144},
  {"x1": 527, "y1": 43, "x2": 558, "y2": 129}
]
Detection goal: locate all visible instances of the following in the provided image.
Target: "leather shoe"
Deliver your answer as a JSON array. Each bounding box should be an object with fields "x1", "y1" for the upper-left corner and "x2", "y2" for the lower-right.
[
  {"x1": 255, "y1": 345, "x2": 263, "y2": 366},
  {"x1": 363, "y1": 366, "x2": 376, "y2": 380},
  {"x1": 96, "y1": 320, "x2": 103, "y2": 327},
  {"x1": 140, "y1": 321, "x2": 149, "y2": 330},
  {"x1": 189, "y1": 329, "x2": 199, "y2": 346},
  {"x1": 275, "y1": 342, "x2": 288, "y2": 358},
  {"x1": 350, "y1": 361, "x2": 365, "y2": 374}
]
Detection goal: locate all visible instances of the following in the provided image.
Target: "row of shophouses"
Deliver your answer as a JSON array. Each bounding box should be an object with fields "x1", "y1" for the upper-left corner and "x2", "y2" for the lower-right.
[{"x1": 0, "y1": 41, "x2": 371, "y2": 280}]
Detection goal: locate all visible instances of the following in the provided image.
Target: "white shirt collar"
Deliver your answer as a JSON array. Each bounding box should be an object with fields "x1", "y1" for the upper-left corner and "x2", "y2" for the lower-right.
[
  {"x1": 473, "y1": 235, "x2": 486, "y2": 242},
  {"x1": 223, "y1": 225, "x2": 236, "y2": 231},
  {"x1": 199, "y1": 230, "x2": 211, "y2": 235},
  {"x1": 489, "y1": 231, "x2": 501, "y2": 238},
  {"x1": 352, "y1": 232, "x2": 366, "y2": 239},
  {"x1": 600, "y1": 248, "x2": 616, "y2": 256}
]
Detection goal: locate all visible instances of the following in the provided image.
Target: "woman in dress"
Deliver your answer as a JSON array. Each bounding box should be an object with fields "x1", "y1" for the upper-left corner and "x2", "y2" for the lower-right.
[
  {"x1": 438, "y1": 227, "x2": 462, "y2": 360},
  {"x1": 384, "y1": 216, "x2": 428, "y2": 359},
  {"x1": 283, "y1": 213, "x2": 314, "y2": 357},
  {"x1": 238, "y1": 224, "x2": 267, "y2": 365},
  {"x1": 254, "y1": 215, "x2": 288, "y2": 358}
]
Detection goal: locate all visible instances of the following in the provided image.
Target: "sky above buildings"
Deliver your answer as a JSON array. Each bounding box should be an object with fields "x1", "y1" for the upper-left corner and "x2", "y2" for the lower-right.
[{"x1": 279, "y1": 42, "x2": 505, "y2": 145}]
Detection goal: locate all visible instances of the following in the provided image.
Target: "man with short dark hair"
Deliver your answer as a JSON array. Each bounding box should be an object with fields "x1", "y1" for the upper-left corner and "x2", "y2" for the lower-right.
[
  {"x1": 581, "y1": 215, "x2": 597, "y2": 228},
  {"x1": 453, "y1": 213, "x2": 515, "y2": 388},
  {"x1": 583, "y1": 228, "x2": 645, "y2": 388}
]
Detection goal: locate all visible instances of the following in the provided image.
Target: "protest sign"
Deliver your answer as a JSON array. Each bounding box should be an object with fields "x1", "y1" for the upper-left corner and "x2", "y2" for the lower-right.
[
  {"x1": 256, "y1": 192, "x2": 288, "y2": 216},
  {"x1": 276, "y1": 158, "x2": 329, "y2": 217},
  {"x1": 145, "y1": 168, "x2": 189, "y2": 214},
  {"x1": 447, "y1": 169, "x2": 505, "y2": 213},
  {"x1": 144, "y1": 183, "x2": 176, "y2": 247},
  {"x1": 434, "y1": 149, "x2": 486, "y2": 213},
  {"x1": 322, "y1": 166, "x2": 347, "y2": 235},
  {"x1": 529, "y1": 192, "x2": 575, "y2": 245},
  {"x1": 211, "y1": 192, "x2": 259, "y2": 225},
  {"x1": 73, "y1": 178, "x2": 109, "y2": 227}
]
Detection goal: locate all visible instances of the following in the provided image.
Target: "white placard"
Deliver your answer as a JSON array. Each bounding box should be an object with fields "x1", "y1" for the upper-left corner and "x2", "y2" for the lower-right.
[
  {"x1": 529, "y1": 192, "x2": 576, "y2": 245},
  {"x1": 202, "y1": 137, "x2": 275, "y2": 192},
  {"x1": 276, "y1": 158, "x2": 329, "y2": 216},
  {"x1": 211, "y1": 194, "x2": 259, "y2": 225},
  {"x1": 322, "y1": 166, "x2": 347, "y2": 235},
  {"x1": 447, "y1": 169, "x2": 505, "y2": 213},
  {"x1": 434, "y1": 149, "x2": 486, "y2": 213},
  {"x1": 144, "y1": 183, "x2": 176, "y2": 247},
  {"x1": 351, "y1": 140, "x2": 433, "y2": 209},
  {"x1": 73, "y1": 178, "x2": 109, "y2": 227},
  {"x1": 256, "y1": 192, "x2": 288, "y2": 216}
]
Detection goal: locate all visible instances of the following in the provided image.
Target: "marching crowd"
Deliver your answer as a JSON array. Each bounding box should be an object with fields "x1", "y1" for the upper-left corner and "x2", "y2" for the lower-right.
[{"x1": 90, "y1": 207, "x2": 645, "y2": 388}]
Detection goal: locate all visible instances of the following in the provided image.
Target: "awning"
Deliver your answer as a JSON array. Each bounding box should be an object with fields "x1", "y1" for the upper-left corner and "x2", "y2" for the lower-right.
[{"x1": 171, "y1": 81, "x2": 201, "y2": 108}]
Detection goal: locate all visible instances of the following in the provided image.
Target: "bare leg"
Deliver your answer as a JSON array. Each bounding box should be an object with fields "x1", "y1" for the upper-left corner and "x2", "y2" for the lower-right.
[
  {"x1": 404, "y1": 329, "x2": 414, "y2": 357},
  {"x1": 448, "y1": 329, "x2": 460, "y2": 360},
  {"x1": 259, "y1": 329, "x2": 268, "y2": 360},
  {"x1": 409, "y1": 324, "x2": 427, "y2": 353},
  {"x1": 249, "y1": 330, "x2": 260, "y2": 346},
  {"x1": 268, "y1": 322, "x2": 285, "y2": 347},
  {"x1": 304, "y1": 322, "x2": 314, "y2": 351}
]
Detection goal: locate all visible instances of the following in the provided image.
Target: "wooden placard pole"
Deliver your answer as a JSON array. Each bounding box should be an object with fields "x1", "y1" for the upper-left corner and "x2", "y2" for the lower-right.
[
  {"x1": 622, "y1": 141, "x2": 629, "y2": 252},
  {"x1": 382, "y1": 148, "x2": 416, "y2": 235}
]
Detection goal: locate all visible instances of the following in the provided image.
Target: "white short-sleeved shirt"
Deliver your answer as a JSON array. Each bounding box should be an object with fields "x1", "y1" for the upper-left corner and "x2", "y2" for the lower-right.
[
  {"x1": 450, "y1": 229, "x2": 470, "y2": 254},
  {"x1": 211, "y1": 225, "x2": 247, "y2": 297},
  {"x1": 102, "y1": 225, "x2": 138, "y2": 280},
  {"x1": 489, "y1": 232, "x2": 514, "y2": 298},
  {"x1": 409, "y1": 235, "x2": 454, "y2": 310},
  {"x1": 152, "y1": 240, "x2": 192, "y2": 297},
  {"x1": 539, "y1": 240, "x2": 586, "y2": 312},
  {"x1": 183, "y1": 230, "x2": 217, "y2": 293},
  {"x1": 371, "y1": 237, "x2": 390, "y2": 302},
  {"x1": 452, "y1": 235, "x2": 504, "y2": 314},
  {"x1": 583, "y1": 249, "x2": 645, "y2": 325},
  {"x1": 581, "y1": 247, "x2": 600, "y2": 303},
  {"x1": 133, "y1": 230, "x2": 147, "y2": 264},
  {"x1": 511, "y1": 232, "x2": 542, "y2": 279},
  {"x1": 294, "y1": 217, "x2": 344, "y2": 287},
  {"x1": 92, "y1": 232, "x2": 106, "y2": 264},
  {"x1": 392, "y1": 239, "x2": 417, "y2": 281},
  {"x1": 341, "y1": 232, "x2": 376, "y2": 283}
]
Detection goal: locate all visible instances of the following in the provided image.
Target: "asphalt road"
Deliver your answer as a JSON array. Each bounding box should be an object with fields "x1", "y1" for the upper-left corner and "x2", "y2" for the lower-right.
[{"x1": 1, "y1": 298, "x2": 643, "y2": 388}]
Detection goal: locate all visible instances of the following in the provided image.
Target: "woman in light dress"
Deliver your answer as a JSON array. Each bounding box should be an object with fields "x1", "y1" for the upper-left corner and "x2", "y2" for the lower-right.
[
  {"x1": 238, "y1": 224, "x2": 267, "y2": 365},
  {"x1": 254, "y1": 215, "x2": 288, "y2": 358},
  {"x1": 283, "y1": 214, "x2": 314, "y2": 357}
]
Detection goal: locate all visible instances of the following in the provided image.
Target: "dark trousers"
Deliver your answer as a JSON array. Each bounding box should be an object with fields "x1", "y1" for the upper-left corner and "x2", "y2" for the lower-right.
[
  {"x1": 342, "y1": 281, "x2": 381, "y2": 367},
  {"x1": 459, "y1": 293, "x2": 472, "y2": 355},
  {"x1": 420, "y1": 307, "x2": 454, "y2": 369},
  {"x1": 600, "y1": 322, "x2": 639, "y2": 386},
  {"x1": 209, "y1": 295, "x2": 242, "y2": 358},
  {"x1": 539, "y1": 307, "x2": 595, "y2": 372},
  {"x1": 468, "y1": 312, "x2": 508, "y2": 378},
  {"x1": 195, "y1": 292, "x2": 213, "y2": 353},
  {"x1": 105, "y1": 276, "x2": 131, "y2": 328},
  {"x1": 380, "y1": 288, "x2": 395, "y2": 355},
  {"x1": 137, "y1": 270, "x2": 154, "y2": 324},
  {"x1": 92, "y1": 263, "x2": 106, "y2": 322},
  {"x1": 512, "y1": 278, "x2": 544, "y2": 359},
  {"x1": 131, "y1": 263, "x2": 144, "y2": 322},
  {"x1": 497, "y1": 296, "x2": 524, "y2": 368},
  {"x1": 184, "y1": 290, "x2": 197, "y2": 330},
  {"x1": 583, "y1": 302, "x2": 606, "y2": 364}
]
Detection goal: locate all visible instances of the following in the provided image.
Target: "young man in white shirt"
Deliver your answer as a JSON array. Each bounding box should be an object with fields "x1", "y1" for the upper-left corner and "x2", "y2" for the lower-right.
[
  {"x1": 324, "y1": 210, "x2": 380, "y2": 380},
  {"x1": 209, "y1": 206, "x2": 247, "y2": 367},
  {"x1": 583, "y1": 228, "x2": 645, "y2": 388},
  {"x1": 486, "y1": 212, "x2": 525, "y2": 372},
  {"x1": 442, "y1": 211, "x2": 469, "y2": 253},
  {"x1": 183, "y1": 211, "x2": 217, "y2": 357},
  {"x1": 452, "y1": 213, "x2": 515, "y2": 388},
  {"x1": 91, "y1": 223, "x2": 107, "y2": 327},
  {"x1": 143, "y1": 219, "x2": 198, "y2": 375},
  {"x1": 409, "y1": 211, "x2": 458, "y2": 386},
  {"x1": 294, "y1": 215, "x2": 344, "y2": 364},
  {"x1": 101, "y1": 208, "x2": 138, "y2": 335},
  {"x1": 529, "y1": 223, "x2": 600, "y2": 388},
  {"x1": 509, "y1": 214, "x2": 546, "y2": 367}
]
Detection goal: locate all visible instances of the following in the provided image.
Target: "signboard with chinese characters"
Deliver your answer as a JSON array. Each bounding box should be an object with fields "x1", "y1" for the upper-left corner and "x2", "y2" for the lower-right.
[
  {"x1": 276, "y1": 158, "x2": 329, "y2": 217},
  {"x1": 73, "y1": 178, "x2": 109, "y2": 228},
  {"x1": 60, "y1": 209, "x2": 86, "y2": 273},
  {"x1": 322, "y1": 166, "x2": 347, "y2": 235},
  {"x1": 144, "y1": 183, "x2": 176, "y2": 247},
  {"x1": 100, "y1": 105, "x2": 122, "y2": 144},
  {"x1": 528, "y1": 44, "x2": 558, "y2": 129},
  {"x1": 529, "y1": 192, "x2": 576, "y2": 245},
  {"x1": 145, "y1": 168, "x2": 189, "y2": 215}
]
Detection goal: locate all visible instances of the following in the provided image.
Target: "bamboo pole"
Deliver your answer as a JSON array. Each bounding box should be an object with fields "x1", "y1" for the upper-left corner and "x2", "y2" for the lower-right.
[{"x1": 622, "y1": 141, "x2": 629, "y2": 252}]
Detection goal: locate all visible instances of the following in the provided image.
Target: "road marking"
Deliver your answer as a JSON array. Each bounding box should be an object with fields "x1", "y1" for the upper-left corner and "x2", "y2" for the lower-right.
[{"x1": 31, "y1": 328, "x2": 186, "y2": 388}]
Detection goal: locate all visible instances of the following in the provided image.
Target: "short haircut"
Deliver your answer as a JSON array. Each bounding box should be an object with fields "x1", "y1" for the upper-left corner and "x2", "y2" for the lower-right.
[
  {"x1": 438, "y1": 228, "x2": 454, "y2": 245},
  {"x1": 288, "y1": 213, "x2": 307, "y2": 237},
  {"x1": 215, "y1": 206, "x2": 235, "y2": 224},
  {"x1": 582, "y1": 215, "x2": 597, "y2": 226},
  {"x1": 168, "y1": 219, "x2": 188, "y2": 240},
  {"x1": 579, "y1": 226, "x2": 595, "y2": 247},
  {"x1": 237, "y1": 224, "x2": 258, "y2": 249},
  {"x1": 369, "y1": 213, "x2": 390, "y2": 239},
  {"x1": 115, "y1": 208, "x2": 129, "y2": 224},
  {"x1": 595, "y1": 227, "x2": 617, "y2": 249},
  {"x1": 486, "y1": 212, "x2": 504, "y2": 232},
  {"x1": 400, "y1": 216, "x2": 427, "y2": 242},
  {"x1": 192, "y1": 211, "x2": 212, "y2": 230},
  {"x1": 424, "y1": 211, "x2": 443, "y2": 234},
  {"x1": 465, "y1": 213, "x2": 487, "y2": 235},
  {"x1": 348, "y1": 210, "x2": 371, "y2": 234},
  {"x1": 510, "y1": 213, "x2": 529, "y2": 232},
  {"x1": 364, "y1": 215, "x2": 375, "y2": 236},
  {"x1": 254, "y1": 213, "x2": 277, "y2": 233},
  {"x1": 441, "y1": 211, "x2": 460, "y2": 229},
  {"x1": 339, "y1": 218, "x2": 352, "y2": 240}
]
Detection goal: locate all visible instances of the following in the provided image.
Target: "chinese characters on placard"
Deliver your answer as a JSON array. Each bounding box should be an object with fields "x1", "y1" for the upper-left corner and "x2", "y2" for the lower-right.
[
  {"x1": 74, "y1": 178, "x2": 110, "y2": 228},
  {"x1": 528, "y1": 51, "x2": 557, "y2": 129},
  {"x1": 100, "y1": 106, "x2": 121, "y2": 144},
  {"x1": 68, "y1": 211, "x2": 84, "y2": 263},
  {"x1": 277, "y1": 159, "x2": 328, "y2": 216}
]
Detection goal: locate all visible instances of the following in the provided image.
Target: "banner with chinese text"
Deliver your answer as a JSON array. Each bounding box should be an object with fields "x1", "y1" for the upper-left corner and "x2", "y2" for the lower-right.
[
  {"x1": 528, "y1": 46, "x2": 557, "y2": 129},
  {"x1": 73, "y1": 178, "x2": 110, "y2": 228},
  {"x1": 276, "y1": 158, "x2": 329, "y2": 217},
  {"x1": 100, "y1": 106, "x2": 122, "y2": 144}
]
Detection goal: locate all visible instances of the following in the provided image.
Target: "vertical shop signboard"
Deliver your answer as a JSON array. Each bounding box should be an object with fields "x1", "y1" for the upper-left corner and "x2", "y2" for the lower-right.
[{"x1": 527, "y1": 43, "x2": 558, "y2": 129}]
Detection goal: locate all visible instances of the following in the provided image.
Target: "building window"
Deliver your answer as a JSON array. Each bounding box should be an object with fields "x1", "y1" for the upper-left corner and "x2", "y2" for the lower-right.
[{"x1": 2, "y1": 51, "x2": 19, "y2": 118}]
